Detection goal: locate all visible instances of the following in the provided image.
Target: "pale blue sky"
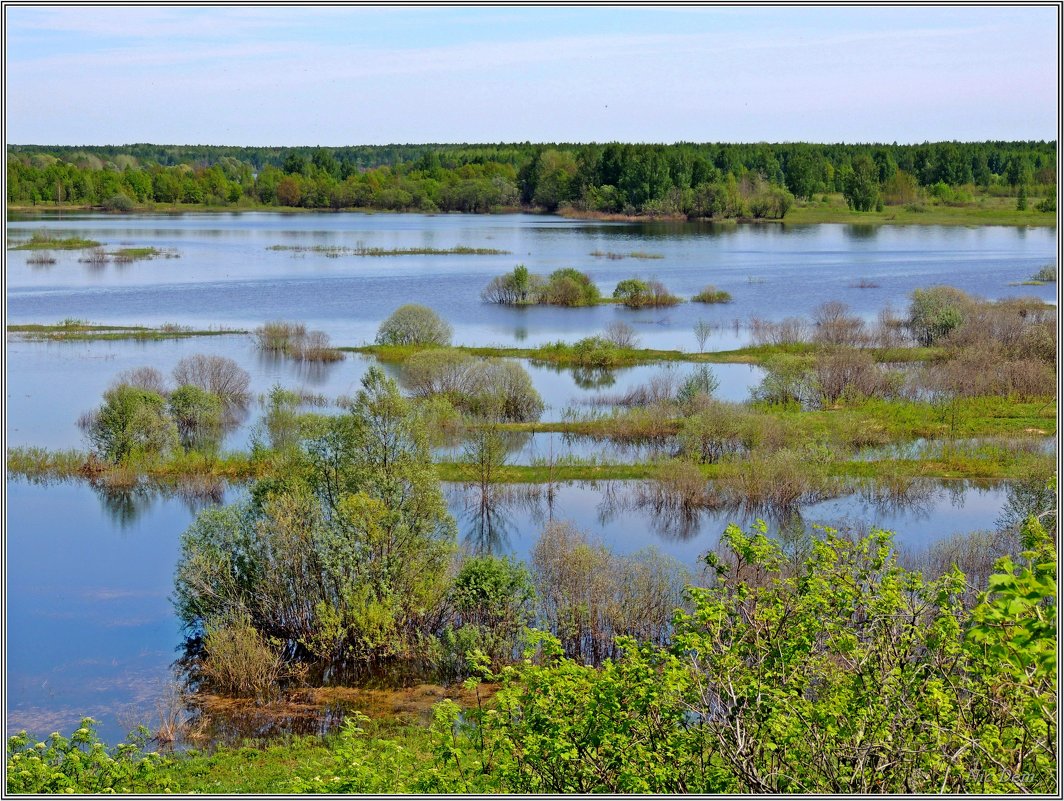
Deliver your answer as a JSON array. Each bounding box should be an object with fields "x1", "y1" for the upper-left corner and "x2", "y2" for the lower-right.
[{"x1": 5, "y1": 5, "x2": 1058, "y2": 145}]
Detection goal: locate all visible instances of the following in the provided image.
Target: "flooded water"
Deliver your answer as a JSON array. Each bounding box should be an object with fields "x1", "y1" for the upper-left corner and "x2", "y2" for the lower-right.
[
  {"x1": 5, "y1": 475, "x2": 1018, "y2": 744},
  {"x1": 5, "y1": 212, "x2": 1055, "y2": 746},
  {"x1": 8, "y1": 212, "x2": 1056, "y2": 351}
]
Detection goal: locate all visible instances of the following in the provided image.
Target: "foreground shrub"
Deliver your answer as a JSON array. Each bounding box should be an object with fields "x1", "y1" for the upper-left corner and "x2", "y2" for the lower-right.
[
  {"x1": 6, "y1": 719, "x2": 173, "y2": 794},
  {"x1": 175, "y1": 368, "x2": 456, "y2": 665},
  {"x1": 462, "y1": 520, "x2": 1056, "y2": 793},
  {"x1": 376, "y1": 304, "x2": 452, "y2": 346}
]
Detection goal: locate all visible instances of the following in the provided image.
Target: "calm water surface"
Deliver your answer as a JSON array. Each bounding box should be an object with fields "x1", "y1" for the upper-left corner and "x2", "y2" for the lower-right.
[{"x1": 8, "y1": 213, "x2": 1056, "y2": 350}]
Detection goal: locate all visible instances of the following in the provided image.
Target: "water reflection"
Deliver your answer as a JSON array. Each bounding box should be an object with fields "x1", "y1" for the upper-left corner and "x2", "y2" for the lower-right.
[{"x1": 88, "y1": 476, "x2": 229, "y2": 528}]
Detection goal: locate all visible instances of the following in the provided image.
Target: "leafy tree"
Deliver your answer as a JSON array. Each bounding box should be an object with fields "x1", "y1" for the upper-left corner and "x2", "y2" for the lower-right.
[{"x1": 843, "y1": 154, "x2": 880, "y2": 211}]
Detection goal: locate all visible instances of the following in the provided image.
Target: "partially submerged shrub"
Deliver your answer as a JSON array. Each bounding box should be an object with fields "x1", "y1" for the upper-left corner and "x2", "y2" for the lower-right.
[
  {"x1": 531, "y1": 521, "x2": 688, "y2": 664},
  {"x1": 542, "y1": 268, "x2": 601, "y2": 307},
  {"x1": 200, "y1": 614, "x2": 291, "y2": 698},
  {"x1": 168, "y1": 384, "x2": 224, "y2": 448},
  {"x1": 691, "y1": 285, "x2": 732, "y2": 304},
  {"x1": 906, "y1": 286, "x2": 972, "y2": 346},
  {"x1": 812, "y1": 300, "x2": 868, "y2": 347},
  {"x1": 1030, "y1": 263, "x2": 1056, "y2": 282},
  {"x1": 439, "y1": 555, "x2": 535, "y2": 677},
  {"x1": 401, "y1": 349, "x2": 543, "y2": 422},
  {"x1": 113, "y1": 365, "x2": 168, "y2": 395},
  {"x1": 481, "y1": 264, "x2": 542, "y2": 305},
  {"x1": 612, "y1": 278, "x2": 680, "y2": 308},
  {"x1": 79, "y1": 385, "x2": 179, "y2": 463},
  {"x1": 749, "y1": 316, "x2": 809, "y2": 346},
  {"x1": 255, "y1": 320, "x2": 343, "y2": 362},
  {"x1": 376, "y1": 304, "x2": 452, "y2": 346},
  {"x1": 172, "y1": 354, "x2": 251, "y2": 406},
  {"x1": 603, "y1": 320, "x2": 638, "y2": 349},
  {"x1": 678, "y1": 400, "x2": 748, "y2": 463}
]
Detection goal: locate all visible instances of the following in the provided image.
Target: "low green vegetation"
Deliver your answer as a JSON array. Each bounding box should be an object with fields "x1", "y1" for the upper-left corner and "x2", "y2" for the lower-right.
[
  {"x1": 11, "y1": 232, "x2": 101, "y2": 250},
  {"x1": 691, "y1": 284, "x2": 732, "y2": 303},
  {"x1": 6, "y1": 321, "x2": 246, "y2": 342},
  {"x1": 268, "y1": 243, "x2": 510, "y2": 256},
  {"x1": 589, "y1": 250, "x2": 664, "y2": 259}
]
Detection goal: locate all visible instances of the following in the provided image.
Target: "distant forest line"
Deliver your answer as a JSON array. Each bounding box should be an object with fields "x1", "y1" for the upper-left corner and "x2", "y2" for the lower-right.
[{"x1": 7, "y1": 140, "x2": 1056, "y2": 217}]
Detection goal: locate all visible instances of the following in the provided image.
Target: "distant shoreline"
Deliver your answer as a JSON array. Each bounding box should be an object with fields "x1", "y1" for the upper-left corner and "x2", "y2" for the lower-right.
[{"x1": 6, "y1": 201, "x2": 1055, "y2": 228}]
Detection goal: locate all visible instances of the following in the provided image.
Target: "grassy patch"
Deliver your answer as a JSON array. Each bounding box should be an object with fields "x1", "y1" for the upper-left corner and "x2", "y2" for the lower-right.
[
  {"x1": 784, "y1": 194, "x2": 1056, "y2": 227},
  {"x1": 268, "y1": 244, "x2": 510, "y2": 256},
  {"x1": 7, "y1": 321, "x2": 248, "y2": 342},
  {"x1": 345, "y1": 341, "x2": 943, "y2": 368},
  {"x1": 590, "y1": 250, "x2": 665, "y2": 260},
  {"x1": 11, "y1": 232, "x2": 101, "y2": 250}
]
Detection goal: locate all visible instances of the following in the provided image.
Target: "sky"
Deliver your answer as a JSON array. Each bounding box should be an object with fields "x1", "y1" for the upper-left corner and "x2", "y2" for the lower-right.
[{"x1": 4, "y1": 5, "x2": 1059, "y2": 146}]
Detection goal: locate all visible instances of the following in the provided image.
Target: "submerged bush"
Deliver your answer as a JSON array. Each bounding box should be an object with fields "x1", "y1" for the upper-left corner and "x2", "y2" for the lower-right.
[
  {"x1": 531, "y1": 521, "x2": 688, "y2": 664},
  {"x1": 691, "y1": 285, "x2": 732, "y2": 303},
  {"x1": 79, "y1": 385, "x2": 179, "y2": 463},
  {"x1": 172, "y1": 354, "x2": 251, "y2": 406},
  {"x1": 376, "y1": 304, "x2": 452, "y2": 346},
  {"x1": 174, "y1": 368, "x2": 456, "y2": 665},
  {"x1": 542, "y1": 268, "x2": 601, "y2": 306},
  {"x1": 612, "y1": 278, "x2": 680, "y2": 308},
  {"x1": 438, "y1": 556, "x2": 535, "y2": 677},
  {"x1": 906, "y1": 285, "x2": 971, "y2": 346},
  {"x1": 200, "y1": 614, "x2": 292, "y2": 698},
  {"x1": 400, "y1": 349, "x2": 543, "y2": 422},
  {"x1": 168, "y1": 384, "x2": 224, "y2": 449}
]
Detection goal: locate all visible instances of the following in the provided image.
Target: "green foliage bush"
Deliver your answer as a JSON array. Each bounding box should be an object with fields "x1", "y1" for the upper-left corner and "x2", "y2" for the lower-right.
[
  {"x1": 175, "y1": 368, "x2": 456, "y2": 664},
  {"x1": 376, "y1": 304, "x2": 452, "y2": 346},
  {"x1": 612, "y1": 278, "x2": 680, "y2": 308},
  {"x1": 79, "y1": 384, "x2": 179, "y2": 462},
  {"x1": 906, "y1": 285, "x2": 970, "y2": 346},
  {"x1": 691, "y1": 284, "x2": 732, "y2": 303},
  {"x1": 400, "y1": 349, "x2": 544, "y2": 422}
]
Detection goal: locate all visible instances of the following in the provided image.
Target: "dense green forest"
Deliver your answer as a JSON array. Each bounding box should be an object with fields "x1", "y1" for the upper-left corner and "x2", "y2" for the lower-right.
[{"x1": 7, "y1": 141, "x2": 1056, "y2": 217}]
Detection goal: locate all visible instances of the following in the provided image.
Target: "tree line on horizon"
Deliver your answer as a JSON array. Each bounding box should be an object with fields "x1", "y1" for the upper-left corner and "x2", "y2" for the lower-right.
[{"x1": 7, "y1": 140, "x2": 1056, "y2": 217}]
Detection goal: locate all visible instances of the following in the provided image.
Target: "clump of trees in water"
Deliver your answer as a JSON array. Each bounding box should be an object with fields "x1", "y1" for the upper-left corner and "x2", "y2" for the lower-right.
[
  {"x1": 78, "y1": 355, "x2": 250, "y2": 460},
  {"x1": 254, "y1": 320, "x2": 343, "y2": 362},
  {"x1": 9, "y1": 140, "x2": 1054, "y2": 216},
  {"x1": 399, "y1": 349, "x2": 544, "y2": 423},
  {"x1": 174, "y1": 368, "x2": 686, "y2": 687},
  {"x1": 482, "y1": 265, "x2": 601, "y2": 307}
]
